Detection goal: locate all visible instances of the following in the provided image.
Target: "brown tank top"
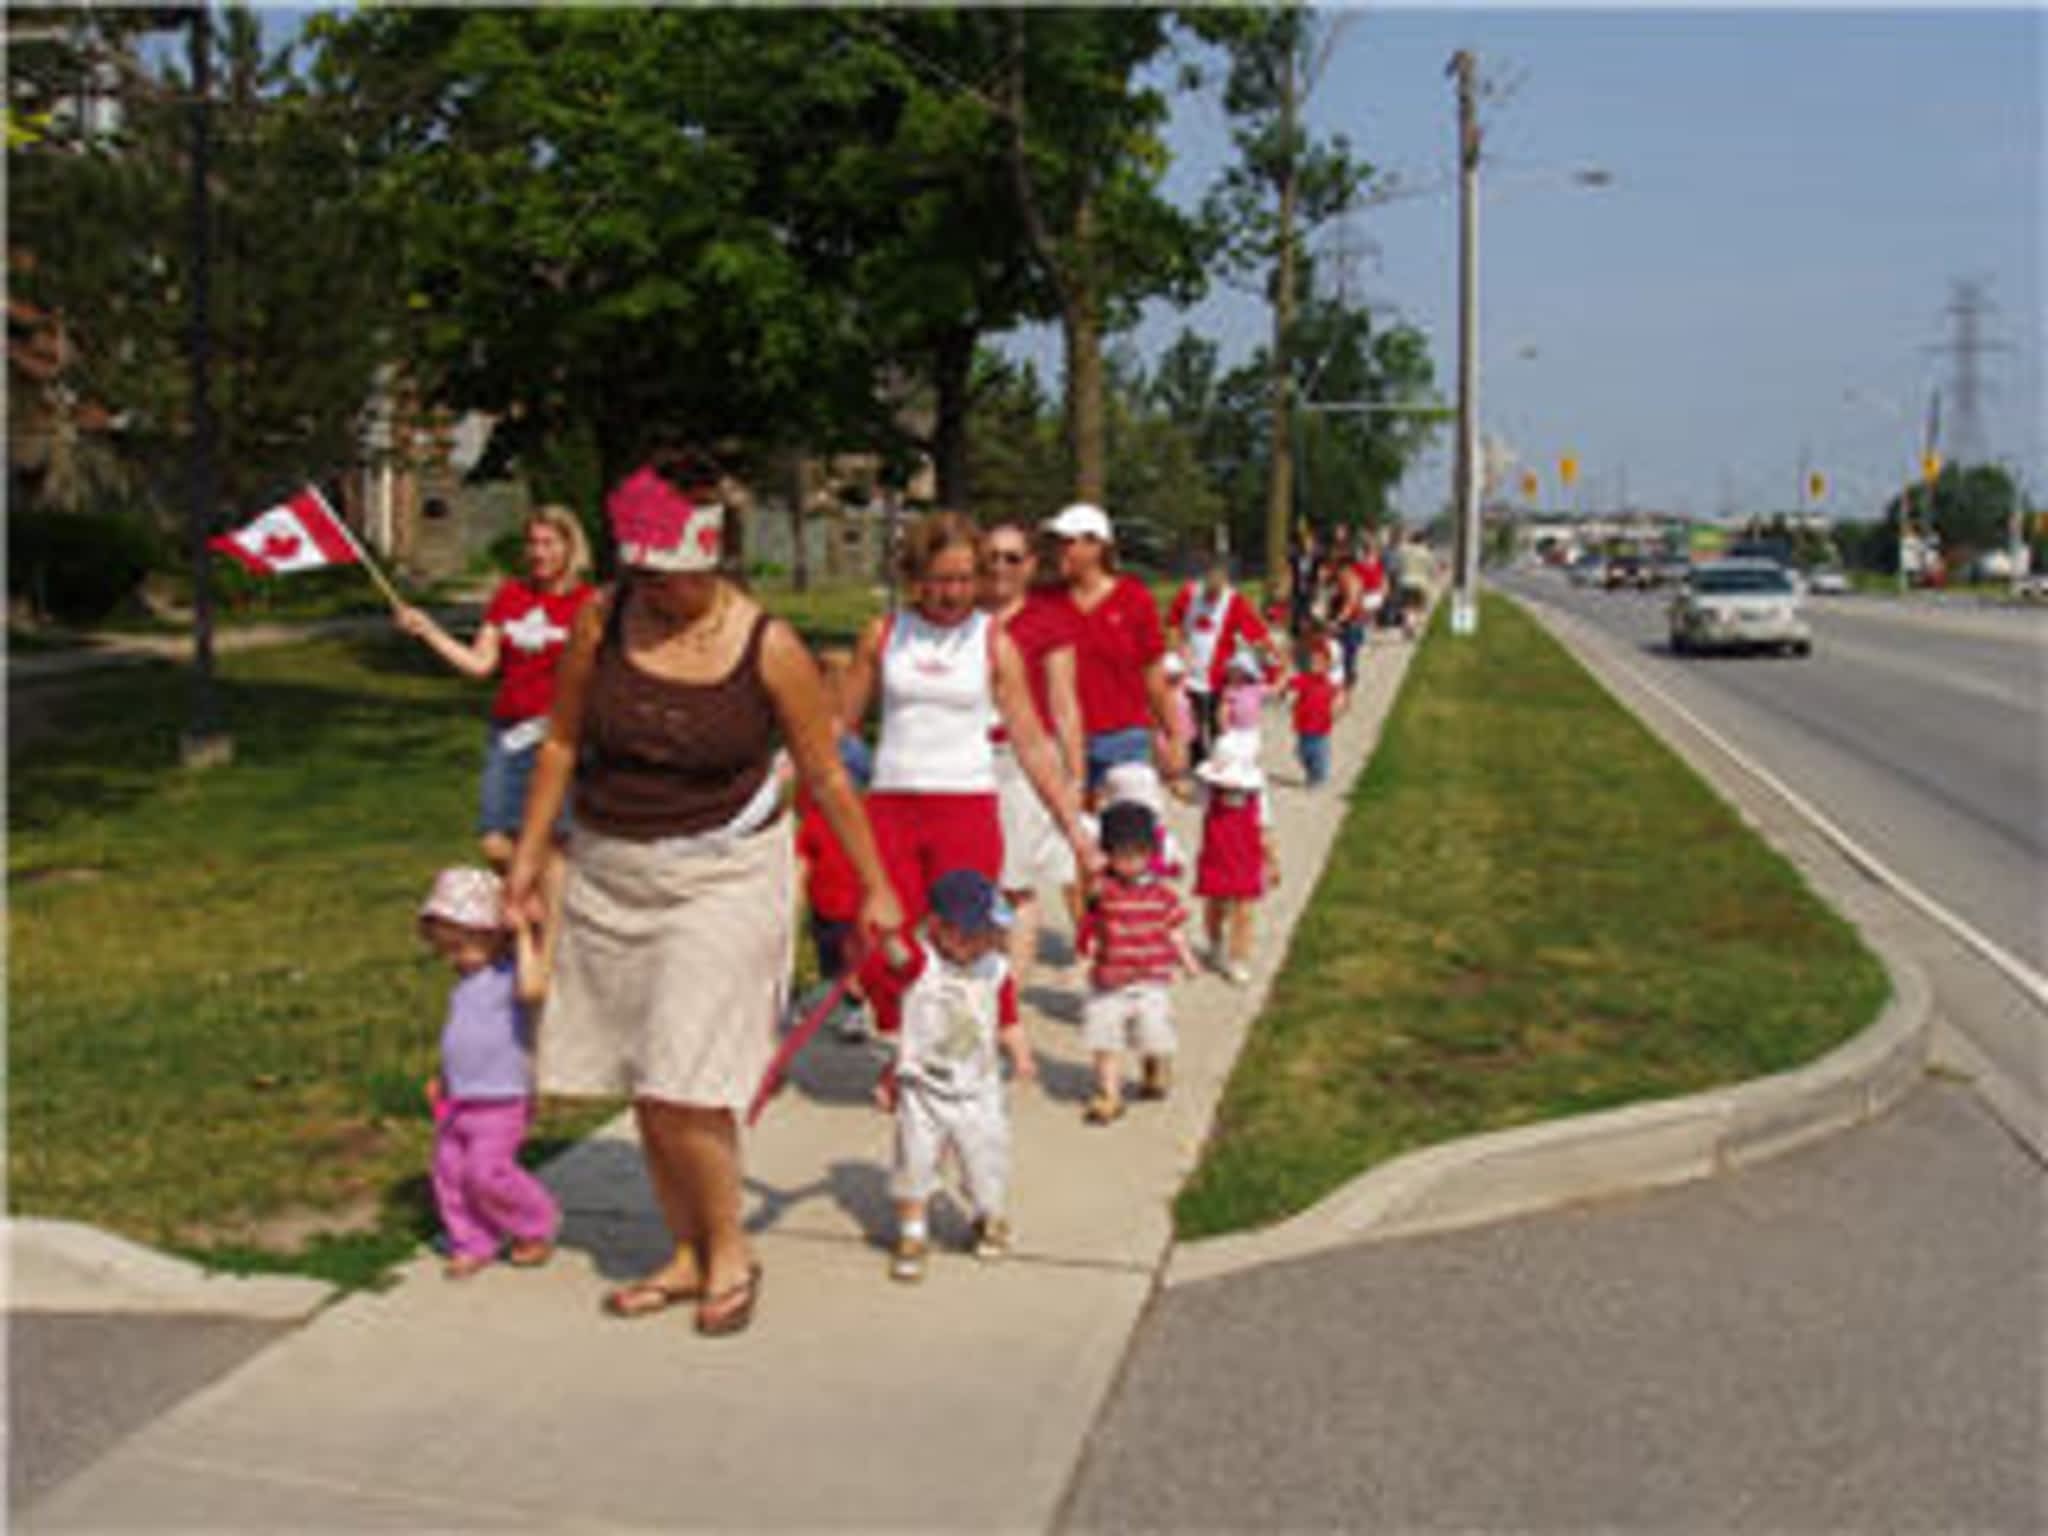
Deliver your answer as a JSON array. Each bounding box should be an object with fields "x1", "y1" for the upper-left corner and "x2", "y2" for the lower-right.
[{"x1": 574, "y1": 594, "x2": 782, "y2": 840}]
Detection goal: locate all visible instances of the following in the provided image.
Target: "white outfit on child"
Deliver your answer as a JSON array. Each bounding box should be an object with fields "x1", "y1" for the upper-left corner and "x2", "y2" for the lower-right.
[{"x1": 874, "y1": 938, "x2": 1016, "y2": 1216}]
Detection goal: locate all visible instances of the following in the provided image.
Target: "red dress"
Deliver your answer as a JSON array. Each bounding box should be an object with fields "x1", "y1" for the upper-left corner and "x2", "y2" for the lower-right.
[{"x1": 1195, "y1": 788, "x2": 1268, "y2": 900}]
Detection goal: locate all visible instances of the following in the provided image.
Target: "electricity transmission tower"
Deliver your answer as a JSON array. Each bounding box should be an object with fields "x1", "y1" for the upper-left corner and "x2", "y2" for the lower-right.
[{"x1": 1925, "y1": 277, "x2": 2009, "y2": 467}]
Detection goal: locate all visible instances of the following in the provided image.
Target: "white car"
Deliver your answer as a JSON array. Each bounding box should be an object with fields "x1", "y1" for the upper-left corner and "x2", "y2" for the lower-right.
[
  {"x1": 1669, "y1": 560, "x2": 1812, "y2": 657},
  {"x1": 1804, "y1": 565, "x2": 1850, "y2": 596}
]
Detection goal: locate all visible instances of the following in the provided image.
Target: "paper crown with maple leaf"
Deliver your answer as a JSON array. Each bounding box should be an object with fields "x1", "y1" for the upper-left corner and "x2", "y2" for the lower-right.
[{"x1": 608, "y1": 461, "x2": 726, "y2": 573}]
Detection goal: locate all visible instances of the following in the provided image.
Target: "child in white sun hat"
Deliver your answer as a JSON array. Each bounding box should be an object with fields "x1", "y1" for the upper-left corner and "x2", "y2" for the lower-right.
[
  {"x1": 418, "y1": 867, "x2": 558, "y2": 1279},
  {"x1": 1192, "y1": 734, "x2": 1280, "y2": 985}
]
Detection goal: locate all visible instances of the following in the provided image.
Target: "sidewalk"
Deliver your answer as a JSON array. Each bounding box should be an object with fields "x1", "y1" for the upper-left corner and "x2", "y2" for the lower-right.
[
  {"x1": 19, "y1": 634, "x2": 1422, "y2": 1531},
  {"x1": 9, "y1": 599, "x2": 489, "y2": 687}
]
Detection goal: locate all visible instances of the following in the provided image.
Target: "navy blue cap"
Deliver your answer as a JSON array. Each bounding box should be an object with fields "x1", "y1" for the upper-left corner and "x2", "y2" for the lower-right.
[{"x1": 928, "y1": 869, "x2": 1013, "y2": 934}]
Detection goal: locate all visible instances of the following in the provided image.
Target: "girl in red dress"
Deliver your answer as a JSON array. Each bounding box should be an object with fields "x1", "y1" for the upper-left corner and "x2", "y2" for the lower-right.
[{"x1": 1192, "y1": 734, "x2": 1280, "y2": 985}]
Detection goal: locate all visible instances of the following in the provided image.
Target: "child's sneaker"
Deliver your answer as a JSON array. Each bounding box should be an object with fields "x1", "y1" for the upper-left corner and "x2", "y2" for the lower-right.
[
  {"x1": 1083, "y1": 1093, "x2": 1126, "y2": 1126},
  {"x1": 889, "y1": 1234, "x2": 928, "y2": 1283},
  {"x1": 972, "y1": 1217, "x2": 1013, "y2": 1261},
  {"x1": 1136, "y1": 1054, "x2": 1173, "y2": 1101},
  {"x1": 1225, "y1": 962, "x2": 1253, "y2": 986},
  {"x1": 832, "y1": 995, "x2": 870, "y2": 1043}
]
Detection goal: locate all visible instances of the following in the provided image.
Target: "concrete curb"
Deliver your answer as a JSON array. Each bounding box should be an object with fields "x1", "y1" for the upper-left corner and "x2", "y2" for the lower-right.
[
  {"x1": 7, "y1": 1219, "x2": 338, "y2": 1321},
  {"x1": 1168, "y1": 947, "x2": 1930, "y2": 1290},
  {"x1": 1164, "y1": 598, "x2": 1941, "y2": 1291}
]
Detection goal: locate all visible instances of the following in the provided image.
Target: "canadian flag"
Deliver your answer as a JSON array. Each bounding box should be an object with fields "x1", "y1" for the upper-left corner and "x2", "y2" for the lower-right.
[{"x1": 209, "y1": 487, "x2": 361, "y2": 576}]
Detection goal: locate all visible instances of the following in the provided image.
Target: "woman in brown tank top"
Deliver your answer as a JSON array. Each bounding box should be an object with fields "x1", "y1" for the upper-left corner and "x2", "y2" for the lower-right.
[{"x1": 507, "y1": 450, "x2": 902, "y2": 1337}]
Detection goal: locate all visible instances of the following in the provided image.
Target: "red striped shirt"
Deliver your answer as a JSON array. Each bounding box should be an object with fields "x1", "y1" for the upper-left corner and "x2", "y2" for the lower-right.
[{"x1": 1082, "y1": 875, "x2": 1185, "y2": 990}]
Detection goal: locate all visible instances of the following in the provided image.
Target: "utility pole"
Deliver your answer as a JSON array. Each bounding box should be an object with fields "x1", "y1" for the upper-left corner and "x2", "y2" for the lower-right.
[
  {"x1": 182, "y1": 1, "x2": 229, "y2": 768},
  {"x1": 1448, "y1": 48, "x2": 1481, "y2": 636},
  {"x1": 1263, "y1": 33, "x2": 1300, "y2": 588},
  {"x1": 1901, "y1": 387, "x2": 1942, "y2": 594}
]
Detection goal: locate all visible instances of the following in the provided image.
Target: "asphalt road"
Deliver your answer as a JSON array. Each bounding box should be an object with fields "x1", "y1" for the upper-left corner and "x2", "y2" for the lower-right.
[
  {"x1": 8, "y1": 1311, "x2": 295, "y2": 1515},
  {"x1": 1501, "y1": 573, "x2": 2046, "y2": 1127},
  {"x1": 1063, "y1": 1082, "x2": 2045, "y2": 1533}
]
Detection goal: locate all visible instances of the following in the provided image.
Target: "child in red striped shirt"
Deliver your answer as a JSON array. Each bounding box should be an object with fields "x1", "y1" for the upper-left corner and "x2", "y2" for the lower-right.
[{"x1": 1076, "y1": 800, "x2": 1197, "y2": 1124}]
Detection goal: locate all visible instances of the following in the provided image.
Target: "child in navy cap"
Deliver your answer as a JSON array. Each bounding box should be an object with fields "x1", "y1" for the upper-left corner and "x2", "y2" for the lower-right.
[{"x1": 861, "y1": 869, "x2": 1035, "y2": 1282}]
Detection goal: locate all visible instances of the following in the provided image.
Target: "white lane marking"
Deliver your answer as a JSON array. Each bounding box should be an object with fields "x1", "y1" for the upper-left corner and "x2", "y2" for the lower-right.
[{"x1": 1521, "y1": 593, "x2": 2048, "y2": 1018}]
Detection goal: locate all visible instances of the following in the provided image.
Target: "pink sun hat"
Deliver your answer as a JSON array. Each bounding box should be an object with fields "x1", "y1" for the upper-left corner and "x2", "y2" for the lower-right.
[{"x1": 418, "y1": 867, "x2": 506, "y2": 933}]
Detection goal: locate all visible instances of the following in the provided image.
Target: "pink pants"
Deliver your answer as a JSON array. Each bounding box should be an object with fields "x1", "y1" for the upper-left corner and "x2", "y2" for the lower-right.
[{"x1": 431, "y1": 1098, "x2": 559, "y2": 1260}]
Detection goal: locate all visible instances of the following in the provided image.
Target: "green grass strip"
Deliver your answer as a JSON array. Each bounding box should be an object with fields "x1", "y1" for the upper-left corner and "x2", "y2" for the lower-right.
[
  {"x1": 1175, "y1": 594, "x2": 1890, "y2": 1239},
  {"x1": 9, "y1": 581, "x2": 882, "y2": 1284}
]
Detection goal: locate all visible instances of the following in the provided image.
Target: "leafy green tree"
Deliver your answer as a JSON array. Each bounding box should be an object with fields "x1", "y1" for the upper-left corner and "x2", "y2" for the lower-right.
[
  {"x1": 313, "y1": 8, "x2": 902, "y2": 515},
  {"x1": 962, "y1": 351, "x2": 1065, "y2": 529},
  {"x1": 823, "y1": 12, "x2": 1055, "y2": 508},
  {"x1": 995, "y1": 8, "x2": 1210, "y2": 503},
  {"x1": 1881, "y1": 462, "x2": 2029, "y2": 572},
  {"x1": 1179, "y1": 280, "x2": 1437, "y2": 565},
  {"x1": 8, "y1": 5, "x2": 392, "y2": 521},
  {"x1": 1193, "y1": 5, "x2": 1372, "y2": 584}
]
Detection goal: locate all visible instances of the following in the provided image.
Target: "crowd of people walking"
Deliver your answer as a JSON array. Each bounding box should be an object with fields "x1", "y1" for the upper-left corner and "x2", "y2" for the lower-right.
[{"x1": 391, "y1": 453, "x2": 1432, "y2": 1334}]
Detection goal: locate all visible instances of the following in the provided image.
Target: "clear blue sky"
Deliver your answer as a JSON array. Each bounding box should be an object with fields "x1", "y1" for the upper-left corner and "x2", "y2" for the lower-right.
[{"x1": 1007, "y1": 5, "x2": 2043, "y2": 526}]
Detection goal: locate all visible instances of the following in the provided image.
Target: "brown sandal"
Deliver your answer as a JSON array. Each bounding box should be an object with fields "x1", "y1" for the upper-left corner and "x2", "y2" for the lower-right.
[
  {"x1": 602, "y1": 1272, "x2": 703, "y2": 1319},
  {"x1": 695, "y1": 1263, "x2": 764, "y2": 1337}
]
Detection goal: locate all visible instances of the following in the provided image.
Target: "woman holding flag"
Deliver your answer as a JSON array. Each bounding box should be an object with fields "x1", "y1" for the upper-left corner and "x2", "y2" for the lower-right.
[
  {"x1": 392, "y1": 505, "x2": 596, "y2": 871},
  {"x1": 505, "y1": 449, "x2": 900, "y2": 1337}
]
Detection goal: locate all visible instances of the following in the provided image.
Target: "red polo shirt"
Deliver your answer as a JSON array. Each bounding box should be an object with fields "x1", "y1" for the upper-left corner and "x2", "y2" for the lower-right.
[
  {"x1": 1065, "y1": 576, "x2": 1166, "y2": 735},
  {"x1": 996, "y1": 588, "x2": 1082, "y2": 738}
]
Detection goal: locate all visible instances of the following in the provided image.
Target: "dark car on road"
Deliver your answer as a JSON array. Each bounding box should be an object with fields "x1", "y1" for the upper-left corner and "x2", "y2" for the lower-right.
[{"x1": 1603, "y1": 554, "x2": 1653, "y2": 590}]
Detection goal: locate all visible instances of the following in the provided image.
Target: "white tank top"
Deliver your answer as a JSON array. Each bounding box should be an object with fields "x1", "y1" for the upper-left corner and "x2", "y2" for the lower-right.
[
  {"x1": 1182, "y1": 583, "x2": 1233, "y2": 695},
  {"x1": 872, "y1": 608, "x2": 997, "y2": 793}
]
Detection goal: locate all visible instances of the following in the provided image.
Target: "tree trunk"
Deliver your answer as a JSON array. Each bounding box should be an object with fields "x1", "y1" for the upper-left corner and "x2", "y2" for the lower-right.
[
  {"x1": 931, "y1": 324, "x2": 976, "y2": 509},
  {"x1": 1263, "y1": 49, "x2": 1299, "y2": 588},
  {"x1": 1065, "y1": 196, "x2": 1106, "y2": 506}
]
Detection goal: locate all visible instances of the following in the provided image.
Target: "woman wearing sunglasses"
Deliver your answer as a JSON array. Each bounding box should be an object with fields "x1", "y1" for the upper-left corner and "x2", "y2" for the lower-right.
[{"x1": 839, "y1": 511, "x2": 1096, "y2": 925}]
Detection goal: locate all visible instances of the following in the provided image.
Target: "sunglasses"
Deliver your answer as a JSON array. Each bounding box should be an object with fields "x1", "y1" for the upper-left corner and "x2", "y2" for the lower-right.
[{"x1": 989, "y1": 549, "x2": 1030, "y2": 566}]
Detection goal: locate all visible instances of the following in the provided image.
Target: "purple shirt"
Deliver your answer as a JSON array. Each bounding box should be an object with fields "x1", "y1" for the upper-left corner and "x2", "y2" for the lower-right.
[{"x1": 439, "y1": 957, "x2": 534, "y2": 1101}]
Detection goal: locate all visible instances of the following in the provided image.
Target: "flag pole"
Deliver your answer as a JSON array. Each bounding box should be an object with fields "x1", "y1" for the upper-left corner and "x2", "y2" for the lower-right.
[{"x1": 313, "y1": 485, "x2": 408, "y2": 610}]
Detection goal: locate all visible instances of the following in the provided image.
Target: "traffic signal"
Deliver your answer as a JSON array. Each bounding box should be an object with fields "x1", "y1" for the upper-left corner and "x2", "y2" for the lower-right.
[
  {"x1": 1921, "y1": 451, "x2": 1942, "y2": 483},
  {"x1": 1559, "y1": 454, "x2": 1579, "y2": 488},
  {"x1": 1807, "y1": 471, "x2": 1826, "y2": 501},
  {"x1": 1520, "y1": 470, "x2": 1540, "y2": 501}
]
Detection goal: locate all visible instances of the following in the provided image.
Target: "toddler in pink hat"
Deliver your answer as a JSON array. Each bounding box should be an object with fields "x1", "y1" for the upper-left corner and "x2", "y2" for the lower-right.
[{"x1": 418, "y1": 867, "x2": 559, "y2": 1279}]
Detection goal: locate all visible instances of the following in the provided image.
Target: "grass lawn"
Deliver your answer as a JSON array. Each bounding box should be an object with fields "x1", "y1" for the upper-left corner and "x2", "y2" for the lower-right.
[
  {"x1": 9, "y1": 579, "x2": 885, "y2": 1286},
  {"x1": 1175, "y1": 594, "x2": 1891, "y2": 1239}
]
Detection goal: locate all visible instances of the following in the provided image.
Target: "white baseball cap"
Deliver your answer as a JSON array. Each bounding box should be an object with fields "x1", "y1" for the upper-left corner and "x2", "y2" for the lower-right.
[{"x1": 1045, "y1": 502, "x2": 1113, "y2": 542}]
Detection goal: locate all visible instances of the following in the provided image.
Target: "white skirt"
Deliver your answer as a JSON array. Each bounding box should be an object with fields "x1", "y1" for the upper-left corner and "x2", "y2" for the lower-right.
[
  {"x1": 539, "y1": 817, "x2": 794, "y2": 1112},
  {"x1": 994, "y1": 745, "x2": 1075, "y2": 893}
]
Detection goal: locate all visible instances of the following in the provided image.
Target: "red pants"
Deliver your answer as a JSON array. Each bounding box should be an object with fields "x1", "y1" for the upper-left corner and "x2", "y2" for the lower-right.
[{"x1": 866, "y1": 791, "x2": 1002, "y2": 924}]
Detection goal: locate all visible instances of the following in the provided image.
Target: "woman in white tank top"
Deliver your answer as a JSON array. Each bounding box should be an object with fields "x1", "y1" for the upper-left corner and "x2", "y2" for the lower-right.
[{"x1": 841, "y1": 512, "x2": 1096, "y2": 924}]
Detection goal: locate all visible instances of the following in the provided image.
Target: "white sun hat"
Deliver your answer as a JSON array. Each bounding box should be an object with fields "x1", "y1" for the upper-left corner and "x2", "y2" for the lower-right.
[
  {"x1": 1194, "y1": 732, "x2": 1266, "y2": 792},
  {"x1": 418, "y1": 867, "x2": 506, "y2": 932}
]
